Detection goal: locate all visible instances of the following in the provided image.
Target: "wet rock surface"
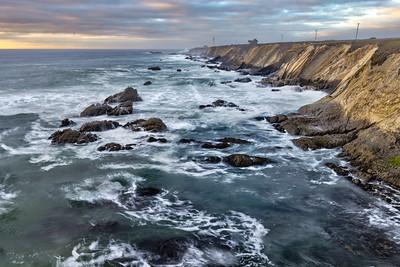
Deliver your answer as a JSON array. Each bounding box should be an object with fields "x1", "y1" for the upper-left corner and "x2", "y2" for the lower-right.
[
  {"x1": 234, "y1": 77, "x2": 252, "y2": 83},
  {"x1": 79, "y1": 120, "x2": 120, "y2": 132},
  {"x1": 325, "y1": 162, "x2": 351, "y2": 177},
  {"x1": 217, "y1": 137, "x2": 251, "y2": 144},
  {"x1": 124, "y1": 118, "x2": 167, "y2": 132},
  {"x1": 148, "y1": 66, "x2": 161, "y2": 71},
  {"x1": 147, "y1": 136, "x2": 168, "y2": 143},
  {"x1": 107, "y1": 101, "x2": 133, "y2": 116},
  {"x1": 143, "y1": 81, "x2": 152, "y2": 86},
  {"x1": 201, "y1": 142, "x2": 230, "y2": 149},
  {"x1": 50, "y1": 129, "x2": 98, "y2": 144},
  {"x1": 136, "y1": 187, "x2": 162, "y2": 197},
  {"x1": 199, "y1": 99, "x2": 244, "y2": 111}
]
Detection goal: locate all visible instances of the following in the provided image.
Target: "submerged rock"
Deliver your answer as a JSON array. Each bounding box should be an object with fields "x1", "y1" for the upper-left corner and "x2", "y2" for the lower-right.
[
  {"x1": 148, "y1": 66, "x2": 161, "y2": 71},
  {"x1": 50, "y1": 129, "x2": 98, "y2": 144},
  {"x1": 79, "y1": 120, "x2": 120, "y2": 132},
  {"x1": 136, "y1": 187, "x2": 161, "y2": 197},
  {"x1": 104, "y1": 87, "x2": 142, "y2": 103},
  {"x1": 124, "y1": 118, "x2": 167, "y2": 132},
  {"x1": 80, "y1": 103, "x2": 111, "y2": 117},
  {"x1": 197, "y1": 156, "x2": 222, "y2": 164},
  {"x1": 178, "y1": 138, "x2": 197, "y2": 144},
  {"x1": 201, "y1": 142, "x2": 230, "y2": 149},
  {"x1": 234, "y1": 77, "x2": 252, "y2": 83},
  {"x1": 224, "y1": 154, "x2": 275, "y2": 167},
  {"x1": 217, "y1": 137, "x2": 251, "y2": 144},
  {"x1": 60, "y1": 118, "x2": 75, "y2": 127},
  {"x1": 177, "y1": 69, "x2": 182, "y2": 72}
]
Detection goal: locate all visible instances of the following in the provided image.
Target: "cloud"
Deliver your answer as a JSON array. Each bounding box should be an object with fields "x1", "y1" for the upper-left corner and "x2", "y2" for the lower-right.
[{"x1": 0, "y1": 0, "x2": 399, "y2": 48}]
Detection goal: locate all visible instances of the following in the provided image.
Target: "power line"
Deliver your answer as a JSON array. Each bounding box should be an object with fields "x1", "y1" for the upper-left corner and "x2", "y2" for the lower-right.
[{"x1": 355, "y1": 23, "x2": 360, "y2": 40}]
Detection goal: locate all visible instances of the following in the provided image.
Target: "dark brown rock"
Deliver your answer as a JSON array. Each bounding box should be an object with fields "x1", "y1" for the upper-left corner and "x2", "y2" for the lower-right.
[
  {"x1": 223, "y1": 154, "x2": 275, "y2": 167},
  {"x1": 97, "y1": 143, "x2": 134, "y2": 152},
  {"x1": 147, "y1": 137, "x2": 167, "y2": 143},
  {"x1": 50, "y1": 129, "x2": 98, "y2": 145},
  {"x1": 80, "y1": 120, "x2": 120, "y2": 132},
  {"x1": 80, "y1": 103, "x2": 112, "y2": 117},
  {"x1": 177, "y1": 69, "x2": 182, "y2": 72},
  {"x1": 144, "y1": 81, "x2": 152, "y2": 86},
  {"x1": 178, "y1": 138, "x2": 196, "y2": 144},
  {"x1": 104, "y1": 87, "x2": 142, "y2": 103},
  {"x1": 124, "y1": 118, "x2": 167, "y2": 132}
]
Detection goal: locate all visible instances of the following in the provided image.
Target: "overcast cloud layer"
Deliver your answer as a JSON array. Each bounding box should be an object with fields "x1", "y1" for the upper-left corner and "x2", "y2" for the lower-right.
[{"x1": 0, "y1": 0, "x2": 399, "y2": 48}]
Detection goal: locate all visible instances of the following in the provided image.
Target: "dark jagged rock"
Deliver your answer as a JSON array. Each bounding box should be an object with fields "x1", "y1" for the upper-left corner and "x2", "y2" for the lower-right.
[
  {"x1": 271, "y1": 89, "x2": 281, "y2": 92},
  {"x1": 104, "y1": 87, "x2": 142, "y2": 103},
  {"x1": 136, "y1": 187, "x2": 161, "y2": 197},
  {"x1": 80, "y1": 103, "x2": 112, "y2": 117},
  {"x1": 266, "y1": 114, "x2": 288, "y2": 123},
  {"x1": 143, "y1": 81, "x2": 152, "y2": 86},
  {"x1": 177, "y1": 69, "x2": 182, "y2": 72},
  {"x1": 147, "y1": 137, "x2": 167, "y2": 143},
  {"x1": 178, "y1": 138, "x2": 196, "y2": 144},
  {"x1": 217, "y1": 137, "x2": 251, "y2": 144},
  {"x1": 124, "y1": 118, "x2": 167, "y2": 132},
  {"x1": 97, "y1": 143, "x2": 134, "y2": 152},
  {"x1": 207, "y1": 65, "x2": 218, "y2": 69},
  {"x1": 156, "y1": 238, "x2": 189, "y2": 264},
  {"x1": 50, "y1": 129, "x2": 98, "y2": 145},
  {"x1": 201, "y1": 142, "x2": 230, "y2": 149},
  {"x1": 60, "y1": 118, "x2": 76, "y2": 127},
  {"x1": 325, "y1": 162, "x2": 351, "y2": 177},
  {"x1": 234, "y1": 77, "x2": 252, "y2": 83},
  {"x1": 79, "y1": 120, "x2": 120, "y2": 132},
  {"x1": 197, "y1": 156, "x2": 222, "y2": 164},
  {"x1": 148, "y1": 66, "x2": 161, "y2": 71},
  {"x1": 224, "y1": 154, "x2": 275, "y2": 167},
  {"x1": 107, "y1": 101, "x2": 133, "y2": 116}
]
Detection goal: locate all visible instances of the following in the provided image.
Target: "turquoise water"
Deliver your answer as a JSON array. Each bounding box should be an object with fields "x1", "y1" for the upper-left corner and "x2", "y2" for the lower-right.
[{"x1": 0, "y1": 50, "x2": 399, "y2": 266}]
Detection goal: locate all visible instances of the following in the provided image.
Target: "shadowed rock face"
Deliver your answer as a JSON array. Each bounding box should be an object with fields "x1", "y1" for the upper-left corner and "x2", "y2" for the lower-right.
[
  {"x1": 192, "y1": 39, "x2": 400, "y2": 187},
  {"x1": 50, "y1": 129, "x2": 98, "y2": 144}
]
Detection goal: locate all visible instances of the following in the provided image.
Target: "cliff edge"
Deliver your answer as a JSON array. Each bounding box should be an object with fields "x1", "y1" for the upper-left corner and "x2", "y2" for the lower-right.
[{"x1": 190, "y1": 39, "x2": 400, "y2": 188}]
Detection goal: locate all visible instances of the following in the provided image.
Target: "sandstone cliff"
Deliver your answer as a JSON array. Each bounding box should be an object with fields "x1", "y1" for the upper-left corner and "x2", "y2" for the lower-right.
[{"x1": 190, "y1": 39, "x2": 400, "y2": 187}]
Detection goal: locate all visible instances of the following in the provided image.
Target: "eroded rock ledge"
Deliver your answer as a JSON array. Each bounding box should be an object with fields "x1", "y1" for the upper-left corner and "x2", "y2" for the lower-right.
[{"x1": 190, "y1": 39, "x2": 400, "y2": 188}]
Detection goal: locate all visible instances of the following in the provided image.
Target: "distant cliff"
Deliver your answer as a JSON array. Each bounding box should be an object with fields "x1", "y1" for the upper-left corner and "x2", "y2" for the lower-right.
[{"x1": 190, "y1": 39, "x2": 400, "y2": 187}]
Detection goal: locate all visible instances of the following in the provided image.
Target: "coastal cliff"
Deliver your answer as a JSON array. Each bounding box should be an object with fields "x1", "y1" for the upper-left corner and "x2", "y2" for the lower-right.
[{"x1": 190, "y1": 39, "x2": 400, "y2": 188}]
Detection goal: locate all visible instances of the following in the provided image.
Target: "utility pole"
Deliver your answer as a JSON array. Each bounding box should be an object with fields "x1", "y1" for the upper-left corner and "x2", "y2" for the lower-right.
[
  {"x1": 314, "y1": 29, "x2": 318, "y2": 41},
  {"x1": 212, "y1": 36, "x2": 215, "y2": 46},
  {"x1": 355, "y1": 23, "x2": 360, "y2": 40}
]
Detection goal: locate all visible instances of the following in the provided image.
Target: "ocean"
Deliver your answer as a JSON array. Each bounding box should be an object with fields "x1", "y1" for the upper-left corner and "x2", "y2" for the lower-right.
[{"x1": 0, "y1": 49, "x2": 399, "y2": 266}]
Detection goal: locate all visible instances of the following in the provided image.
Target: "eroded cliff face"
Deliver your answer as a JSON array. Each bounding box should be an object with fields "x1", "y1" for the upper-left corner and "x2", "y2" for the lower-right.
[{"x1": 191, "y1": 39, "x2": 400, "y2": 187}]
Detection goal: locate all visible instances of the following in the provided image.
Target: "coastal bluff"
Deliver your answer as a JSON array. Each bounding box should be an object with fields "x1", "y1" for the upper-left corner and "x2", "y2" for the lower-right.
[{"x1": 190, "y1": 39, "x2": 400, "y2": 188}]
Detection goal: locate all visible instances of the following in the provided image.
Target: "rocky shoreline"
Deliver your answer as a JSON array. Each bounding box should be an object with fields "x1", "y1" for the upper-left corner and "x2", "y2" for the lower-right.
[{"x1": 189, "y1": 39, "x2": 400, "y2": 202}]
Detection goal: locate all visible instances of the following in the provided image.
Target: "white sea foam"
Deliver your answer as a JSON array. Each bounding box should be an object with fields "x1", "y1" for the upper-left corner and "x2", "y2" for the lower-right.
[{"x1": 0, "y1": 183, "x2": 17, "y2": 216}]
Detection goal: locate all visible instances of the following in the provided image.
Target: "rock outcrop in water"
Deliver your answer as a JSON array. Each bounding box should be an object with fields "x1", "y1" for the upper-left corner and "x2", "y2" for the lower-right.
[
  {"x1": 79, "y1": 120, "x2": 120, "y2": 132},
  {"x1": 104, "y1": 87, "x2": 142, "y2": 103},
  {"x1": 50, "y1": 129, "x2": 98, "y2": 144},
  {"x1": 124, "y1": 118, "x2": 167, "y2": 132},
  {"x1": 224, "y1": 154, "x2": 275, "y2": 167},
  {"x1": 80, "y1": 103, "x2": 111, "y2": 117},
  {"x1": 97, "y1": 143, "x2": 134, "y2": 152},
  {"x1": 191, "y1": 39, "x2": 400, "y2": 188}
]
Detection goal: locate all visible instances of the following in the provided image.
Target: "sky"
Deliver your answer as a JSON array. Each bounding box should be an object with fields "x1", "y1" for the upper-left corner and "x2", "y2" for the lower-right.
[{"x1": 0, "y1": 0, "x2": 399, "y2": 49}]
